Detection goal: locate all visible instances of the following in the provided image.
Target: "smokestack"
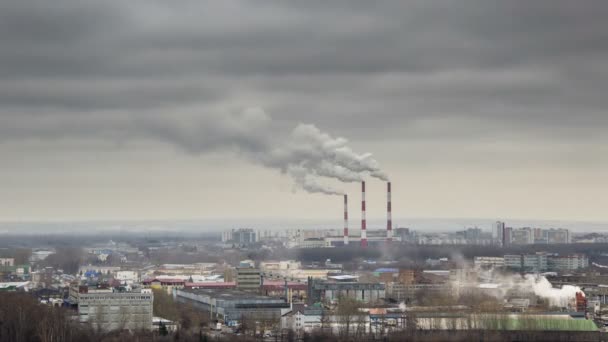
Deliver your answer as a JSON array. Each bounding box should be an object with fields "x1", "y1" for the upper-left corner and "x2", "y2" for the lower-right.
[
  {"x1": 361, "y1": 181, "x2": 368, "y2": 248},
  {"x1": 387, "y1": 182, "x2": 393, "y2": 243},
  {"x1": 343, "y1": 194, "x2": 349, "y2": 245}
]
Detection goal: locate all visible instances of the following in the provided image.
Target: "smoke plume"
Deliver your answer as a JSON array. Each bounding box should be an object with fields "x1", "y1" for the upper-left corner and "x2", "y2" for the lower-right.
[
  {"x1": 524, "y1": 275, "x2": 583, "y2": 308},
  {"x1": 1, "y1": 107, "x2": 388, "y2": 195}
]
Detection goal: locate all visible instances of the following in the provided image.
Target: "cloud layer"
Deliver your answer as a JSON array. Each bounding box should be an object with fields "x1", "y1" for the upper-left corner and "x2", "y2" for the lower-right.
[{"x1": 1, "y1": 0, "x2": 607, "y2": 220}]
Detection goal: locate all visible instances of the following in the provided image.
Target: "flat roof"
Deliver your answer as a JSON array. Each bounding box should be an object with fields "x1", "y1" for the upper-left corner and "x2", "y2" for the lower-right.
[
  {"x1": 327, "y1": 275, "x2": 358, "y2": 281},
  {"x1": 179, "y1": 288, "x2": 285, "y2": 302}
]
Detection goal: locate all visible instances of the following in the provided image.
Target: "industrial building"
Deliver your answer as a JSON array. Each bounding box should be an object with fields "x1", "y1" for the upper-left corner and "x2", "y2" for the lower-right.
[
  {"x1": 175, "y1": 288, "x2": 290, "y2": 327},
  {"x1": 68, "y1": 286, "x2": 153, "y2": 331},
  {"x1": 236, "y1": 267, "x2": 261, "y2": 291},
  {"x1": 481, "y1": 254, "x2": 589, "y2": 272},
  {"x1": 387, "y1": 283, "x2": 449, "y2": 302},
  {"x1": 307, "y1": 276, "x2": 385, "y2": 304}
]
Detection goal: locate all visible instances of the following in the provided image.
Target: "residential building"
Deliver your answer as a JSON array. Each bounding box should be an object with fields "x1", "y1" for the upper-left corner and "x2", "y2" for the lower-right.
[
  {"x1": 547, "y1": 229, "x2": 571, "y2": 244},
  {"x1": 512, "y1": 228, "x2": 534, "y2": 245},
  {"x1": 503, "y1": 227, "x2": 513, "y2": 246},
  {"x1": 281, "y1": 304, "x2": 323, "y2": 333},
  {"x1": 494, "y1": 222, "x2": 505, "y2": 245},
  {"x1": 229, "y1": 228, "x2": 257, "y2": 246}
]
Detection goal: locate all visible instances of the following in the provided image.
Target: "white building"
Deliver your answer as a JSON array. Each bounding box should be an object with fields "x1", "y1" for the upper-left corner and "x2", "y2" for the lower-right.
[
  {"x1": 548, "y1": 254, "x2": 589, "y2": 271},
  {"x1": 473, "y1": 256, "x2": 505, "y2": 269},
  {"x1": 0, "y1": 258, "x2": 15, "y2": 267},
  {"x1": 114, "y1": 270, "x2": 140, "y2": 284},
  {"x1": 493, "y1": 221, "x2": 505, "y2": 241}
]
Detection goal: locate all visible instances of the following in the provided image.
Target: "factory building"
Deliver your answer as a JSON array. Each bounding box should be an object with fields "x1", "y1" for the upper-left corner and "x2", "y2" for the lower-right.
[
  {"x1": 68, "y1": 286, "x2": 153, "y2": 331},
  {"x1": 548, "y1": 254, "x2": 589, "y2": 271},
  {"x1": 307, "y1": 276, "x2": 385, "y2": 304},
  {"x1": 523, "y1": 253, "x2": 549, "y2": 272},
  {"x1": 236, "y1": 267, "x2": 261, "y2": 291},
  {"x1": 486, "y1": 253, "x2": 588, "y2": 272},
  {"x1": 504, "y1": 254, "x2": 523, "y2": 270},
  {"x1": 387, "y1": 283, "x2": 449, "y2": 302},
  {"x1": 474, "y1": 256, "x2": 505, "y2": 269},
  {"x1": 175, "y1": 288, "x2": 290, "y2": 327}
]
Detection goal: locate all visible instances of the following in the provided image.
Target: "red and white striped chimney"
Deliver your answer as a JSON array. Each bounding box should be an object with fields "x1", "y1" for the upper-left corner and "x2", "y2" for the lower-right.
[
  {"x1": 387, "y1": 182, "x2": 393, "y2": 243},
  {"x1": 343, "y1": 194, "x2": 349, "y2": 245},
  {"x1": 361, "y1": 181, "x2": 368, "y2": 248}
]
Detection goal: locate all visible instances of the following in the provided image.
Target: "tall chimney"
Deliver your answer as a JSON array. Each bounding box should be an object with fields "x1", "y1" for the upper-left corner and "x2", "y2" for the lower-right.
[
  {"x1": 343, "y1": 194, "x2": 349, "y2": 245},
  {"x1": 361, "y1": 181, "x2": 368, "y2": 248},
  {"x1": 387, "y1": 182, "x2": 393, "y2": 243}
]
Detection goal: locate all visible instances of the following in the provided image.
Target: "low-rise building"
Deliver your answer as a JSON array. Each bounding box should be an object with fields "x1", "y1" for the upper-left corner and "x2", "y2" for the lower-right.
[
  {"x1": 504, "y1": 255, "x2": 523, "y2": 270},
  {"x1": 176, "y1": 288, "x2": 290, "y2": 327},
  {"x1": 0, "y1": 258, "x2": 15, "y2": 267},
  {"x1": 281, "y1": 304, "x2": 323, "y2": 333},
  {"x1": 523, "y1": 253, "x2": 548, "y2": 272},
  {"x1": 308, "y1": 277, "x2": 385, "y2": 304},
  {"x1": 387, "y1": 283, "x2": 450, "y2": 302},
  {"x1": 473, "y1": 256, "x2": 505, "y2": 269},
  {"x1": 548, "y1": 254, "x2": 589, "y2": 271},
  {"x1": 142, "y1": 278, "x2": 185, "y2": 294}
]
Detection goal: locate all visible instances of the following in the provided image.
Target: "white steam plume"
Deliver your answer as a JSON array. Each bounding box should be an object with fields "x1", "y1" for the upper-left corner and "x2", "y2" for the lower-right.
[
  {"x1": 169, "y1": 109, "x2": 389, "y2": 195},
  {"x1": 524, "y1": 275, "x2": 583, "y2": 308},
  {"x1": 288, "y1": 165, "x2": 344, "y2": 196},
  {"x1": 1, "y1": 107, "x2": 388, "y2": 195}
]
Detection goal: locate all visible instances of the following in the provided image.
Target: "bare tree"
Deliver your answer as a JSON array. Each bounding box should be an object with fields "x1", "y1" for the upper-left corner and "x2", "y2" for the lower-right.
[{"x1": 336, "y1": 296, "x2": 362, "y2": 338}]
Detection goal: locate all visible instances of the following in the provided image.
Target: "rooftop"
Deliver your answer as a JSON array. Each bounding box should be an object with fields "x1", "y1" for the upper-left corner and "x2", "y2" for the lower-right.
[{"x1": 179, "y1": 287, "x2": 286, "y2": 302}]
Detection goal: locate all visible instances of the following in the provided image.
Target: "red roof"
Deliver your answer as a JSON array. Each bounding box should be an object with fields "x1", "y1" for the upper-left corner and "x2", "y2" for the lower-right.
[
  {"x1": 262, "y1": 280, "x2": 307, "y2": 290},
  {"x1": 184, "y1": 282, "x2": 237, "y2": 289}
]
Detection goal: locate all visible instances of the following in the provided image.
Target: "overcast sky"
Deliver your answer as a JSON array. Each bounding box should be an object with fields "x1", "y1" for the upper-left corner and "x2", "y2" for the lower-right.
[{"x1": 1, "y1": 0, "x2": 607, "y2": 224}]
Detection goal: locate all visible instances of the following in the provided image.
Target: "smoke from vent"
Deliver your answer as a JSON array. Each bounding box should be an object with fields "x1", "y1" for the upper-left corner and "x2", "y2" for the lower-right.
[{"x1": 524, "y1": 275, "x2": 584, "y2": 308}]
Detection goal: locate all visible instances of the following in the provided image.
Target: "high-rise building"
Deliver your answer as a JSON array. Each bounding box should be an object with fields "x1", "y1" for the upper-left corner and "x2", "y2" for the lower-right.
[
  {"x1": 493, "y1": 221, "x2": 505, "y2": 242},
  {"x1": 511, "y1": 228, "x2": 534, "y2": 245},
  {"x1": 503, "y1": 227, "x2": 513, "y2": 246},
  {"x1": 228, "y1": 229, "x2": 257, "y2": 246},
  {"x1": 547, "y1": 229, "x2": 570, "y2": 244}
]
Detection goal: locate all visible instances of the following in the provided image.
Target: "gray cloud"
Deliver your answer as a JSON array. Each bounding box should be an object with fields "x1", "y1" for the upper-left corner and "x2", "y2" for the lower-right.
[{"x1": 0, "y1": 0, "x2": 607, "y2": 219}]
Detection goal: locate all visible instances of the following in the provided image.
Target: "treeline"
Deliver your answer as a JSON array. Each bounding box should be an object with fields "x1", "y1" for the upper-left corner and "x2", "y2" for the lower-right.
[
  {"x1": 0, "y1": 292, "x2": 215, "y2": 342},
  {"x1": 1, "y1": 292, "x2": 602, "y2": 342}
]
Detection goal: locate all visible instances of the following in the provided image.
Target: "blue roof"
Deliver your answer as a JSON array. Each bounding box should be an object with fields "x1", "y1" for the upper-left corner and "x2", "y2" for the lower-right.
[{"x1": 374, "y1": 268, "x2": 399, "y2": 273}]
